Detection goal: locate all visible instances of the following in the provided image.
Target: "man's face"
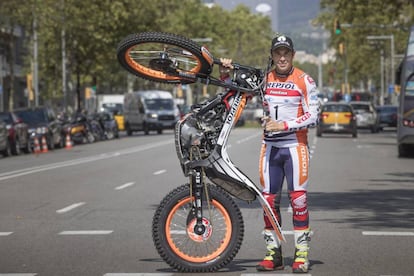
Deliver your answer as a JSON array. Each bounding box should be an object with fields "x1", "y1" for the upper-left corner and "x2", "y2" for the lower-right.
[{"x1": 271, "y1": 47, "x2": 294, "y2": 74}]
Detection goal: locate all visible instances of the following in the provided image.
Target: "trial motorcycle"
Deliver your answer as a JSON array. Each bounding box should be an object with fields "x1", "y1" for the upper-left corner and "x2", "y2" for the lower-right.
[{"x1": 117, "y1": 32, "x2": 284, "y2": 272}]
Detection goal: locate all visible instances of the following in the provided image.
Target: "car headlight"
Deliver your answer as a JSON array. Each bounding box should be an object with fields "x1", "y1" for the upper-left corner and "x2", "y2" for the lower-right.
[
  {"x1": 147, "y1": 113, "x2": 158, "y2": 119},
  {"x1": 36, "y1": 126, "x2": 48, "y2": 134}
]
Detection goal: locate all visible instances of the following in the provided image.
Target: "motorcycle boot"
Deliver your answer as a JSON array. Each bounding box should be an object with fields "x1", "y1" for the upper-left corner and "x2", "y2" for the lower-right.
[
  {"x1": 256, "y1": 229, "x2": 284, "y2": 271},
  {"x1": 292, "y1": 228, "x2": 311, "y2": 273}
]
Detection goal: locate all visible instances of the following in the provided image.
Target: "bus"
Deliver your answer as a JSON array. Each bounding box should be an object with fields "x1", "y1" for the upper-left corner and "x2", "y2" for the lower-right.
[{"x1": 397, "y1": 25, "x2": 414, "y2": 157}]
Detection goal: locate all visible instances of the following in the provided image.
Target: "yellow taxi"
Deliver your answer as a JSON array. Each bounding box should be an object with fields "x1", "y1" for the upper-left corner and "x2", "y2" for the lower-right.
[{"x1": 317, "y1": 102, "x2": 357, "y2": 137}]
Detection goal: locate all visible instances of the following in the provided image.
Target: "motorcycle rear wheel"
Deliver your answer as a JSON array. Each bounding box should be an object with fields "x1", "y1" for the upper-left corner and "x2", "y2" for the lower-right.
[
  {"x1": 117, "y1": 32, "x2": 214, "y2": 84},
  {"x1": 152, "y1": 184, "x2": 244, "y2": 272}
]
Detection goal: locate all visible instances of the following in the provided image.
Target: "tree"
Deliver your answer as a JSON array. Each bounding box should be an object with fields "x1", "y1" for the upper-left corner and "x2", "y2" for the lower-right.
[{"x1": 314, "y1": 0, "x2": 414, "y2": 94}]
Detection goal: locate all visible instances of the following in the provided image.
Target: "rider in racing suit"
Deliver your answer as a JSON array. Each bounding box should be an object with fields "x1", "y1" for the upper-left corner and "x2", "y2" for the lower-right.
[{"x1": 220, "y1": 34, "x2": 319, "y2": 273}]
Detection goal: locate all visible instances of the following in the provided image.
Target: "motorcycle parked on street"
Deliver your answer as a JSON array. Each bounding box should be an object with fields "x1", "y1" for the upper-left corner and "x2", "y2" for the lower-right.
[{"x1": 117, "y1": 32, "x2": 284, "y2": 272}]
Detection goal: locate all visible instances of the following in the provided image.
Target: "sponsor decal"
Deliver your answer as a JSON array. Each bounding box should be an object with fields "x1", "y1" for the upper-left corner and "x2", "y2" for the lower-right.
[
  {"x1": 267, "y1": 82, "x2": 296, "y2": 89},
  {"x1": 293, "y1": 192, "x2": 307, "y2": 208},
  {"x1": 306, "y1": 75, "x2": 315, "y2": 84},
  {"x1": 226, "y1": 94, "x2": 241, "y2": 125},
  {"x1": 299, "y1": 146, "x2": 308, "y2": 180},
  {"x1": 296, "y1": 112, "x2": 311, "y2": 124}
]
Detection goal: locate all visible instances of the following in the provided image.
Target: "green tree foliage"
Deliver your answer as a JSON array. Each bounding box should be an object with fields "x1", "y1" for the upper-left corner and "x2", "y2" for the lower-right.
[
  {"x1": 0, "y1": 0, "x2": 276, "y2": 109},
  {"x1": 314, "y1": 0, "x2": 414, "y2": 92}
]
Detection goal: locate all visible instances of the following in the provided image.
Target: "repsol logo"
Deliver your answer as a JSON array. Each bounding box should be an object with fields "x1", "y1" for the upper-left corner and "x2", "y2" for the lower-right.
[
  {"x1": 226, "y1": 95, "x2": 241, "y2": 124},
  {"x1": 296, "y1": 112, "x2": 311, "y2": 124},
  {"x1": 267, "y1": 82, "x2": 295, "y2": 89}
]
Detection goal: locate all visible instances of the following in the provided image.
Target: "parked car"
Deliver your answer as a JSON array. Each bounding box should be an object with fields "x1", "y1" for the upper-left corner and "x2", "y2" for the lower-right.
[
  {"x1": 376, "y1": 105, "x2": 398, "y2": 129},
  {"x1": 14, "y1": 107, "x2": 66, "y2": 150},
  {"x1": 95, "y1": 112, "x2": 120, "y2": 139},
  {"x1": 0, "y1": 111, "x2": 31, "y2": 155},
  {"x1": 0, "y1": 120, "x2": 12, "y2": 157},
  {"x1": 317, "y1": 102, "x2": 357, "y2": 137},
  {"x1": 349, "y1": 101, "x2": 379, "y2": 133}
]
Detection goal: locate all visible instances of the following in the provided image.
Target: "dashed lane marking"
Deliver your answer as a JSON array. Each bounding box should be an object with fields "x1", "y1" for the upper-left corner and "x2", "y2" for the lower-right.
[
  {"x1": 115, "y1": 182, "x2": 135, "y2": 190},
  {"x1": 362, "y1": 231, "x2": 414, "y2": 236},
  {"x1": 0, "y1": 274, "x2": 38, "y2": 276},
  {"x1": 56, "y1": 202, "x2": 85, "y2": 213},
  {"x1": 103, "y1": 274, "x2": 174, "y2": 276},
  {"x1": 58, "y1": 230, "x2": 113, "y2": 235},
  {"x1": 153, "y1": 170, "x2": 166, "y2": 175},
  {"x1": 0, "y1": 232, "x2": 13, "y2": 236}
]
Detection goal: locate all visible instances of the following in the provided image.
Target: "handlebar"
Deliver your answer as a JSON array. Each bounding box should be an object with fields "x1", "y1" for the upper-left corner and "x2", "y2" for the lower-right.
[{"x1": 213, "y1": 58, "x2": 261, "y2": 73}]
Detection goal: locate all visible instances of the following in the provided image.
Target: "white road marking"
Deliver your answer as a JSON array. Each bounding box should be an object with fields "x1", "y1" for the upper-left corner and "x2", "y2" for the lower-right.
[
  {"x1": 236, "y1": 133, "x2": 262, "y2": 144},
  {"x1": 58, "y1": 230, "x2": 113, "y2": 235},
  {"x1": 104, "y1": 274, "x2": 174, "y2": 276},
  {"x1": 362, "y1": 231, "x2": 414, "y2": 236},
  {"x1": 0, "y1": 140, "x2": 172, "y2": 181},
  {"x1": 0, "y1": 274, "x2": 38, "y2": 276},
  {"x1": 115, "y1": 182, "x2": 135, "y2": 190},
  {"x1": 153, "y1": 170, "x2": 166, "y2": 175},
  {"x1": 0, "y1": 232, "x2": 13, "y2": 236},
  {"x1": 240, "y1": 273, "x2": 312, "y2": 276},
  {"x1": 56, "y1": 202, "x2": 85, "y2": 213}
]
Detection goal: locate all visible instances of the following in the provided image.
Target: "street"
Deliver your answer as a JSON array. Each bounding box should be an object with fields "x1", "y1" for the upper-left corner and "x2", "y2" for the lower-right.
[{"x1": 0, "y1": 127, "x2": 413, "y2": 276}]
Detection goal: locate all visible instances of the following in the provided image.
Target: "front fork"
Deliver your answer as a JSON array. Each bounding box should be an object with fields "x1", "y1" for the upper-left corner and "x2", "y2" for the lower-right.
[{"x1": 189, "y1": 167, "x2": 210, "y2": 236}]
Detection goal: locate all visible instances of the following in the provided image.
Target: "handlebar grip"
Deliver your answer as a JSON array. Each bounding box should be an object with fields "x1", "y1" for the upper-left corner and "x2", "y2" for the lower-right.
[{"x1": 214, "y1": 58, "x2": 259, "y2": 72}]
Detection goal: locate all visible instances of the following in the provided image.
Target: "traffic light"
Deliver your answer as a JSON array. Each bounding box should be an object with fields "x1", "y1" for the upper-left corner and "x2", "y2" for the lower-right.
[{"x1": 334, "y1": 18, "x2": 341, "y2": 35}]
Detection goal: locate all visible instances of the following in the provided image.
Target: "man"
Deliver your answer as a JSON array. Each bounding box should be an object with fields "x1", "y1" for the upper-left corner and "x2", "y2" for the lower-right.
[{"x1": 220, "y1": 34, "x2": 319, "y2": 273}]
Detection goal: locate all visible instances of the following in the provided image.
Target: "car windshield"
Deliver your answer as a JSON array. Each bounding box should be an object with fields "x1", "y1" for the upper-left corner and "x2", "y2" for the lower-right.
[
  {"x1": 323, "y1": 105, "x2": 352, "y2": 112},
  {"x1": 145, "y1": 99, "x2": 174, "y2": 110},
  {"x1": 102, "y1": 103, "x2": 123, "y2": 114},
  {"x1": 351, "y1": 104, "x2": 370, "y2": 111},
  {"x1": 15, "y1": 109, "x2": 47, "y2": 124},
  {"x1": 0, "y1": 113, "x2": 12, "y2": 124}
]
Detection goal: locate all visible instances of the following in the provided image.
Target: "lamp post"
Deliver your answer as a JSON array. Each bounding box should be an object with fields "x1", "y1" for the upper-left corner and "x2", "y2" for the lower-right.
[{"x1": 366, "y1": 35, "x2": 395, "y2": 104}]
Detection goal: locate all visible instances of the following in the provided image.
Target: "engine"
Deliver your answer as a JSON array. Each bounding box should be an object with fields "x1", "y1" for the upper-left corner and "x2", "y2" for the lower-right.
[{"x1": 175, "y1": 101, "x2": 227, "y2": 176}]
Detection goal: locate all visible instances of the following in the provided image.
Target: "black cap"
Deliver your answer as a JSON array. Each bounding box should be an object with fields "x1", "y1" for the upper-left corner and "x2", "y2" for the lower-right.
[{"x1": 271, "y1": 35, "x2": 294, "y2": 52}]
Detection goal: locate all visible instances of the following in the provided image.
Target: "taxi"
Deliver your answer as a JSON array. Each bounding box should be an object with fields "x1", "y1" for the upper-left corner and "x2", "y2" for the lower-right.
[{"x1": 317, "y1": 102, "x2": 357, "y2": 137}]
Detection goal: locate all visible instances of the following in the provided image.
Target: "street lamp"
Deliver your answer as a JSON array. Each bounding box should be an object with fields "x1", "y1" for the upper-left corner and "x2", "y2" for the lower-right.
[{"x1": 366, "y1": 35, "x2": 395, "y2": 104}]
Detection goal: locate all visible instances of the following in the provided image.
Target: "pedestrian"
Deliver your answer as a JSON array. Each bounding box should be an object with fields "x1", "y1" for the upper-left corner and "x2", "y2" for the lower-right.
[{"x1": 219, "y1": 34, "x2": 319, "y2": 273}]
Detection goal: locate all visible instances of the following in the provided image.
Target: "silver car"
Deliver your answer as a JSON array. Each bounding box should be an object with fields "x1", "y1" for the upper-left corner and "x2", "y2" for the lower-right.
[{"x1": 349, "y1": 101, "x2": 379, "y2": 133}]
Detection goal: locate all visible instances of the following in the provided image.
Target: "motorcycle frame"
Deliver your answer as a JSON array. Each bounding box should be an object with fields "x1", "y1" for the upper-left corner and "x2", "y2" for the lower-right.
[{"x1": 181, "y1": 87, "x2": 285, "y2": 242}]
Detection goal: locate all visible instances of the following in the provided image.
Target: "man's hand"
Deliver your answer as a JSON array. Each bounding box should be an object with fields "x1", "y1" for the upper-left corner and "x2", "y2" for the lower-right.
[
  {"x1": 262, "y1": 116, "x2": 286, "y2": 132},
  {"x1": 219, "y1": 58, "x2": 234, "y2": 75}
]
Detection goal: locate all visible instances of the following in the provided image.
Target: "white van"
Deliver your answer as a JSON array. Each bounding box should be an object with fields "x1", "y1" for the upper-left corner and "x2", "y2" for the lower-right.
[{"x1": 123, "y1": 90, "x2": 180, "y2": 135}]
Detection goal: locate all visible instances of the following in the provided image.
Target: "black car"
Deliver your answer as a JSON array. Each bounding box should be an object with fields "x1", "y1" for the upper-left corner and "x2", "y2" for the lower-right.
[
  {"x1": 376, "y1": 105, "x2": 398, "y2": 129},
  {"x1": 0, "y1": 111, "x2": 31, "y2": 155},
  {"x1": 14, "y1": 107, "x2": 66, "y2": 150},
  {"x1": 0, "y1": 120, "x2": 12, "y2": 157}
]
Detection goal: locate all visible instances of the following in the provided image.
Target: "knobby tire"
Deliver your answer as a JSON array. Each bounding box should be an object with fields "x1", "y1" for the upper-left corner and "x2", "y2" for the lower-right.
[{"x1": 152, "y1": 184, "x2": 244, "y2": 272}]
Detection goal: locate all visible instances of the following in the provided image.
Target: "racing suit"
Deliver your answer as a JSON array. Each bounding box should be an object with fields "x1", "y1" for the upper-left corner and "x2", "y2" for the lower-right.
[{"x1": 259, "y1": 67, "x2": 319, "y2": 243}]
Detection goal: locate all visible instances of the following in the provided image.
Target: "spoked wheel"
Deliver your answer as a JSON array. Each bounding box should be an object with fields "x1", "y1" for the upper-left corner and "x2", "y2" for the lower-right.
[
  {"x1": 117, "y1": 32, "x2": 214, "y2": 84},
  {"x1": 152, "y1": 184, "x2": 244, "y2": 272}
]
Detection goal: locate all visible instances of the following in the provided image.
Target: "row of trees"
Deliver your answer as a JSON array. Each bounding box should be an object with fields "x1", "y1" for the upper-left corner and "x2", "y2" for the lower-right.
[
  {"x1": 0, "y1": 0, "x2": 276, "y2": 110},
  {"x1": 314, "y1": 0, "x2": 414, "y2": 97},
  {"x1": 1, "y1": 0, "x2": 414, "y2": 110}
]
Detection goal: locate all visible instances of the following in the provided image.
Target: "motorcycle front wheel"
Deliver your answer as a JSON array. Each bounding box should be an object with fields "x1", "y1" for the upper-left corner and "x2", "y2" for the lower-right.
[
  {"x1": 152, "y1": 184, "x2": 244, "y2": 272},
  {"x1": 117, "y1": 32, "x2": 214, "y2": 84}
]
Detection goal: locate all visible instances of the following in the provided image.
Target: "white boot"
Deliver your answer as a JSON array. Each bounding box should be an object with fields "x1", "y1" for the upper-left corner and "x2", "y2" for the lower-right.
[{"x1": 292, "y1": 228, "x2": 311, "y2": 273}]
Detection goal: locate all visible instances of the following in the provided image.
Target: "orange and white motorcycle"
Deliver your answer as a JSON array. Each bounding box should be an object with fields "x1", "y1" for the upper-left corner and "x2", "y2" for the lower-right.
[{"x1": 117, "y1": 32, "x2": 284, "y2": 272}]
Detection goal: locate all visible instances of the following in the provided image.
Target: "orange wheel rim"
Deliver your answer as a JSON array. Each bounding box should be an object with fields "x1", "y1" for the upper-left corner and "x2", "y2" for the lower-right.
[
  {"x1": 165, "y1": 197, "x2": 233, "y2": 263},
  {"x1": 125, "y1": 47, "x2": 202, "y2": 81}
]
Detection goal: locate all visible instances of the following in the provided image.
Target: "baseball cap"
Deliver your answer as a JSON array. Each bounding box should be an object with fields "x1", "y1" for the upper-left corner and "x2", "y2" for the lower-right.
[{"x1": 271, "y1": 35, "x2": 294, "y2": 52}]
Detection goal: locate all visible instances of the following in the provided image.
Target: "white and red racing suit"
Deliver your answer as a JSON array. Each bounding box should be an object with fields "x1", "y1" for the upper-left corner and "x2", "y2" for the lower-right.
[{"x1": 259, "y1": 67, "x2": 319, "y2": 231}]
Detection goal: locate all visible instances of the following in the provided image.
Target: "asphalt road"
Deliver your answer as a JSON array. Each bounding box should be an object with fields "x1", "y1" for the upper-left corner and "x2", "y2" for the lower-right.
[{"x1": 0, "y1": 127, "x2": 413, "y2": 276}]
